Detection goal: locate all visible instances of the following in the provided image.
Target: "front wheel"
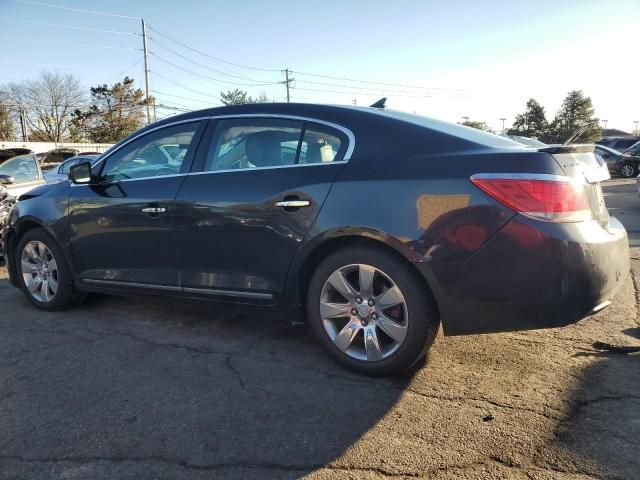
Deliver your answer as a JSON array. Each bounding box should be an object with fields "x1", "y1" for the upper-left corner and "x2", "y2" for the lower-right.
[
  {"x1": 307, "y1": 245, "x2": 439, "y2": 376},
  {"x1": 620, "y1": 162, "x2": 637, "y2": 178},
  {"x1": 15, "y1": 228, "x2": 86, "y2": 310}
]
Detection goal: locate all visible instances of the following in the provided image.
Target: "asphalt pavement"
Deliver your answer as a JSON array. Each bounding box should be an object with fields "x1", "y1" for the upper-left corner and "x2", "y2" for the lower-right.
[{"x1": 0, "y1": 179, "x2": 638, "y2": 479}]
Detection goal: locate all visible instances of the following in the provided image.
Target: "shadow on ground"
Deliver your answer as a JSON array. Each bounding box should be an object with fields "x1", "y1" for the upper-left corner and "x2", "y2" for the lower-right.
[{"x1": 0, "y1": 282, "x2": 413, "y2": 479}]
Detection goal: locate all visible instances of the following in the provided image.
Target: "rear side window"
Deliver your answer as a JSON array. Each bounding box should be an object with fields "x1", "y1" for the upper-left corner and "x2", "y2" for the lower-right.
[
  {"x1": 0, "y1": 155, "x2": 40, "y2": 183},
  {"x1": 205, "y1": 118, "x2": 303, "y2": 172},
  {"x1": 298, "y1": 124, "x2": 345, "y2": 164}
]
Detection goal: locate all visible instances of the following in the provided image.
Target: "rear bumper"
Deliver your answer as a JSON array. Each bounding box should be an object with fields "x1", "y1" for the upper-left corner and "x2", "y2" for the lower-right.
[{"x1": 417, "y1": 215, "x2": 630, "y2": 335}]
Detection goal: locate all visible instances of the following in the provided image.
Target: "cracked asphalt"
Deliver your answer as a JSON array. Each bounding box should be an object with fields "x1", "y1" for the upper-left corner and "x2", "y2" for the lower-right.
[{"x1": 1, "y1": 178, "x2": 639, "y2": 480}]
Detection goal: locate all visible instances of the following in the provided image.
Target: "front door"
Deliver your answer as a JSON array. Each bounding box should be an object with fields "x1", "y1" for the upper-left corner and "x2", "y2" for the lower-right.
[
  {"x1": 69, "y1": 120, "x2": 205, "y2": 288},
  {"x1": 176, "y1": 117, "x2": 350, "y2": 302}
]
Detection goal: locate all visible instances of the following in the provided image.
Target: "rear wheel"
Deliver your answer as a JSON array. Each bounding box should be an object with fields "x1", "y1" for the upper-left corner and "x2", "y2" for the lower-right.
[
  {"x1": 620, "y1": 163, "x2": 637, "y2": 178},
  {"x1": 307, "y1": 245, "x2": 439, "y2": 376},
  {"x1": 15, "y1": 228, "x2": 85, "y2": 310}
]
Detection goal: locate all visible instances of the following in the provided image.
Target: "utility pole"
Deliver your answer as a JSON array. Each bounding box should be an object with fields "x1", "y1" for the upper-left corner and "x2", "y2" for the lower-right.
[
  {"x1": 499, "y1": 118, "x2": 506, "y2": 133},
  {"x1": 634, "y1": 120, "x2": 639, "y2": 138},
  {"x1": 352, "y1": 99, "x2": 357, "y2": 106},
  {"x1": 141, "y1": 19, "x2": 152, "y2": 125},
  {"x1": 282, "y1": 68, "x2": 294, "y2": 103},
  {"x1": 19, "y1": 107, "x2": 28, "y2": 142},
  {"x1": 602, "y1": 119, "x2": 608, "y2": 133}
]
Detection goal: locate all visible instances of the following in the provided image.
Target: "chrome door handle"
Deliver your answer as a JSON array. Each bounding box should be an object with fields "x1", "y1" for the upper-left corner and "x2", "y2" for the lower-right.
[
  {"x1": 141, "y1": 207, "x2": 166, "y2": 214},
  {"x1": 275, "y1": 200, "x2": 310, "y2": 208}
]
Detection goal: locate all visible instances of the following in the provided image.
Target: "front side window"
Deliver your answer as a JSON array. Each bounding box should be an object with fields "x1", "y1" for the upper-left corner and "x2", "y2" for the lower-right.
[
  {"x1": 205, "y1": 119, "x2": 303, "y2": 172},
  {"x1": 0, "y1": 155, "x2": 40, "y2": 183},
  {"x1": 101, "y1": 122, "x2": 200, "y2": 182}
]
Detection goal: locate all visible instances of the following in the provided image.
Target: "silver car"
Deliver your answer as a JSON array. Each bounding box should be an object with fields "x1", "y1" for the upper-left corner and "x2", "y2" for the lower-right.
[{"x1": 43, "y1": 155, "x2": 99, "y2": 184}]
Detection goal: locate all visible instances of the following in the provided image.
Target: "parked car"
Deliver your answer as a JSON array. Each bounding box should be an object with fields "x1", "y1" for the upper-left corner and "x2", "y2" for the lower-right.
[
  {"x1": 594, "y1": 145, "x2": 624, "y2": 175},
  {"x1": 617, "y1": 141, "x2": 640, "y2": 178},
  {"x1": 0, "y1": 154, "x2": 45, "y2": 197},
  {"x1": 0, "y1": 148, "x2": 33, "y2": 165},
  {"x1": 1, "y1": 103, "x2": 629, "y2": 375},
  {"x1": 39, "y1": 148, "x2": 79, "y2": 172},
  {"x1": 44, "y1": 155, "x2": 99, "y2": 184},
  {"x1": 596, "y1": 136, "x2": 638, "y2": 152}
]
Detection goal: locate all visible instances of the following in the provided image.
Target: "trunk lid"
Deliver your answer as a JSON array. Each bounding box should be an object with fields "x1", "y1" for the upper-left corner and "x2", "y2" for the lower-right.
[{"x1": 539, "y1": 144, "x2": 610, "y2": 228}]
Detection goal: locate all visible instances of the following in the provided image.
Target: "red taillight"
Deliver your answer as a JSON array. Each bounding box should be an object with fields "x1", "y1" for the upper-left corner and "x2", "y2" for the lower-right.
[{"x1": 470, "y1": 175, "x2": 592, "y2": 222}]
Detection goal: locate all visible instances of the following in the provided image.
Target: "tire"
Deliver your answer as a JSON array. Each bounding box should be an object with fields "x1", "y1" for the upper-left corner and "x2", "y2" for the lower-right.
[
  {"x1": 620, "y1": 163, "x2": 637, "y2": 178},
  {"x1": 15, "y1": 227, "x2": 86, "y2": 311},
  {"x1": 306, "y1": 245, "x2": 440, "y2": 376}
]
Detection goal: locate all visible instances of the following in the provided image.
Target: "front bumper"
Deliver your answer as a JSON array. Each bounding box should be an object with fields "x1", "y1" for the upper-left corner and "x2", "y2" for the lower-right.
[{"x1": 418, "y1": 215, "x2": 630, "y2": 335}]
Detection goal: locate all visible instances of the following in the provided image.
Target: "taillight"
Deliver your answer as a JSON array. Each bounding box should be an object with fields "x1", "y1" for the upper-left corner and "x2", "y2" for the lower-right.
[{"x1": 470, "y1": 174, "x2": 592, "y2": 222}]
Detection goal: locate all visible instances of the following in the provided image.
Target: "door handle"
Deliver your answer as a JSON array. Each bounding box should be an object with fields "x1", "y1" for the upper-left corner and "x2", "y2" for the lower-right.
[
  {"x1": 275, "y1": 200, "x2": 310, "y2": 208},
  {"x1": 141, "y1": 207, "x2": 167, "y2": 214}
]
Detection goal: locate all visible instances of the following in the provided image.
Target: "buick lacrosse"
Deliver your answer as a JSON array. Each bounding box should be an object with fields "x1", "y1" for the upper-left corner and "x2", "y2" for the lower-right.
[{"x1": 2, "y1": 103, "x2": 629, "y2": 375}]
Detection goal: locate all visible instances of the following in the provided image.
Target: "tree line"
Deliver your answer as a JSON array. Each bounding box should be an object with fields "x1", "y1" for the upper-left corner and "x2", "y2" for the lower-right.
[
  {"x1": 460, "y1": 90, "x2": 602, "y2": 143},
  {"x1": 0, "y1": 72, "x2": 603, "y2": 145},
  {"x1": 0, "y1": 72, "x2": 270, "y2": 144}
]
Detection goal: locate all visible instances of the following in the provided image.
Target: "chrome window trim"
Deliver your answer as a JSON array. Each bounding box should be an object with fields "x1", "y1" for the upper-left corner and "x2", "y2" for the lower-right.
[{"x1": 187, "y1": 160, "x2": 347, "y2": 177}]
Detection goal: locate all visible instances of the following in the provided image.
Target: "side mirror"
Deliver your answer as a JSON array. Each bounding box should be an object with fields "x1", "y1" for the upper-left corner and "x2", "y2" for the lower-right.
[
  {"x1": 0, "y1": 174, "x2": 15, "y2": 185},
  {"x1": 68, "y1": 162, "x2": 93, "y2": 184}
]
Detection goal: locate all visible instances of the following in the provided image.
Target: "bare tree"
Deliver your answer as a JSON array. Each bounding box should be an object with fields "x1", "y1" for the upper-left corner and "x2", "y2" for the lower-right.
[{"x1": 2, "y1": 72, "x2": 85, "y2": 142}]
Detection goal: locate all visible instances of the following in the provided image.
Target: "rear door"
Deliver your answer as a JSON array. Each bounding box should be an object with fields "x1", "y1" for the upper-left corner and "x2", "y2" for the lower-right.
[{"x1": 175, "y1": 116, "x2": 351, "y2": 302}]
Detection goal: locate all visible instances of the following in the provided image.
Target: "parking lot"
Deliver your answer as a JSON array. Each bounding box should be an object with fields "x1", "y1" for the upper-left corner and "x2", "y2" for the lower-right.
[{"x1": 0, "y1": 178, "x2": 638, "y2": 480}]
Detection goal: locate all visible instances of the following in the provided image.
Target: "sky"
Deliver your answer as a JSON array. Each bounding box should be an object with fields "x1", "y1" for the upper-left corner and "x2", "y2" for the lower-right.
[{"x1": 1, "y1": 0, "x2": 639, "y2": 132}]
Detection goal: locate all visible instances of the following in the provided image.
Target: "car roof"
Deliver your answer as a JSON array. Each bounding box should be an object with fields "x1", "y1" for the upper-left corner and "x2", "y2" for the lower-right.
[{"x1": 138, "y1": 103, "x2": 524, "y2": 152}]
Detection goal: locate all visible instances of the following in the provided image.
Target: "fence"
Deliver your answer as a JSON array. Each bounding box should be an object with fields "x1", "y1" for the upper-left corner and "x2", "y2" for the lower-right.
[{"x1": 0, "y1": 141, "x2": 114, "y2": 154}]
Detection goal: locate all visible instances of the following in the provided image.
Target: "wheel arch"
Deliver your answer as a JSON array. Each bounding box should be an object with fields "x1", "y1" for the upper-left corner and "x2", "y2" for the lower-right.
[
  {"x1": 289, "y1": 229, "x2": 439, "y2": 319},
  {"x1": 6, "y1": 217, "x2": 66, "y2": 286}
]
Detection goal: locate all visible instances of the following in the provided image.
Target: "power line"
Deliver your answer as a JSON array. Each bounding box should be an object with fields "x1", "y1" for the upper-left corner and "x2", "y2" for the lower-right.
[
  {"x1": 0, "y1": 34, "x2": 139, "y2": 50},
  {"x1": 5, "y1": 17, "x2": 138, "y2": 35},
  {"x1": 293, "y1": 70, "x2": 467, "y2": 94},
  {"x1": 148, "y1": 36, "x2": 277, "y2": 85},
  {"x1": 109, "y1": 58, "x2": 144, "y2": 82},
  {"x1": 150, "y1": 52, "x2": 281, "y2": 87},
  {"x1": 17, "y1": 0, "x2": 139, "y2": 19},
  {"x1": 294, "y1": 78, "x2": 467, "y2": 97},
  {"x1": 291, "y1": 86, "x2": 434, "y2": 98},
  {"x1": 151, "y1": 90, "x2": 217, "y2": 105},
  {"x1": 0, "y1": 59, "x2": 122, "y2": 70},
  {"x1": 147, "y1": 25, "x2": 280, "y2": 73},
  {"x1": 152, "y1": 71, "x2": 220, "y2": 99}
]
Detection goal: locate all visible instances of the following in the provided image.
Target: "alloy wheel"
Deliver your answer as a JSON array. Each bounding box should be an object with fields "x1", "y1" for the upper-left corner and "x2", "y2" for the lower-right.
[
  {"x1": 20, "y1": 241, "x2": 59, "y2": 303},
  {"x1": 621, "y1": 164, "x2": 635, "y2": 178},
  {"x1": 319, "y1": 263, "x2": 408, "y2": 361}
]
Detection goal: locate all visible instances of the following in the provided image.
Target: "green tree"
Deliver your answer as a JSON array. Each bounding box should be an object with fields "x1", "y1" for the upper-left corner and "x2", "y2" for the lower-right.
[
  {"x1": 220, "y1": 89, "x2": 257, "y2": 105},
  {"x1": 0, "y1": 106, "x2": 15, "y2": 141},
  {"x1": 72, "y1": 77, "x2": 146, "y2": 143},
  {"x1": 460, "y1": 120, "x2": 493, "y2": 132},
  {"x1": 545, "y1": 90, "x2": 601, "y2": 143},
  {"x1": 508, "y1": 98, "x2": 548, "y2": 139}
]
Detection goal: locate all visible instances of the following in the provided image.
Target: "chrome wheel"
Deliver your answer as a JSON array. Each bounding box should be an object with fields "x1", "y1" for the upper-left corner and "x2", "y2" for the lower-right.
[
  {"x1": 20, "y1": 240, "x2": 58, "y2": 303},
  {"x1": 621, "y1": 164, "x2": 636, "y2": 178},
  {"x1": 320, "y1": 263, "x2": 408, "y2": 361}
]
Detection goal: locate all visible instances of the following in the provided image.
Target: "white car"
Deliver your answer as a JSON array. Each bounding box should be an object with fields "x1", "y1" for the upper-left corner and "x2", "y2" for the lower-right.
[
  {"x1": 44, "y1": 155, "x2": 99, "y2": 184},
  {"x1": 0, "y1": 154, "x2": 46, "y2": 197}
]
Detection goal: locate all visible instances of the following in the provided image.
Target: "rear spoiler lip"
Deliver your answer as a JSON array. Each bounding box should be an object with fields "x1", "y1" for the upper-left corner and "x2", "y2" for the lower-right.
[{"x1": 538, "y1": 144, "x2": 595, "y2": 154}]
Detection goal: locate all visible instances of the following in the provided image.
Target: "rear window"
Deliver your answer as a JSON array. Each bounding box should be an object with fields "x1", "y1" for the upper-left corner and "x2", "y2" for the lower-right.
[{"x1": 364, "y1": 109, "x2": 525, "y2": 149}]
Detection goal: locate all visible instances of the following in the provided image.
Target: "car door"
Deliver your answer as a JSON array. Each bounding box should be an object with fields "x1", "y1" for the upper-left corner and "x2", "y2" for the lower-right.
[
  {"x1": 0, "y1": 154, "x2": 45, "y2": 196},
  {"x1": 68, "y1": 120, "x2": 206, "y2": 288},
  {"x1": 175, "y1": 116, "x2": 352, "y2": 302}
]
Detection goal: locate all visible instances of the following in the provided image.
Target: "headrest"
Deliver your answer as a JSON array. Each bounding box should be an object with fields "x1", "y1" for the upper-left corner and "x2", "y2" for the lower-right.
[{"x1": 245, "y1": 131, "x2": 282, "y2": 167}]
